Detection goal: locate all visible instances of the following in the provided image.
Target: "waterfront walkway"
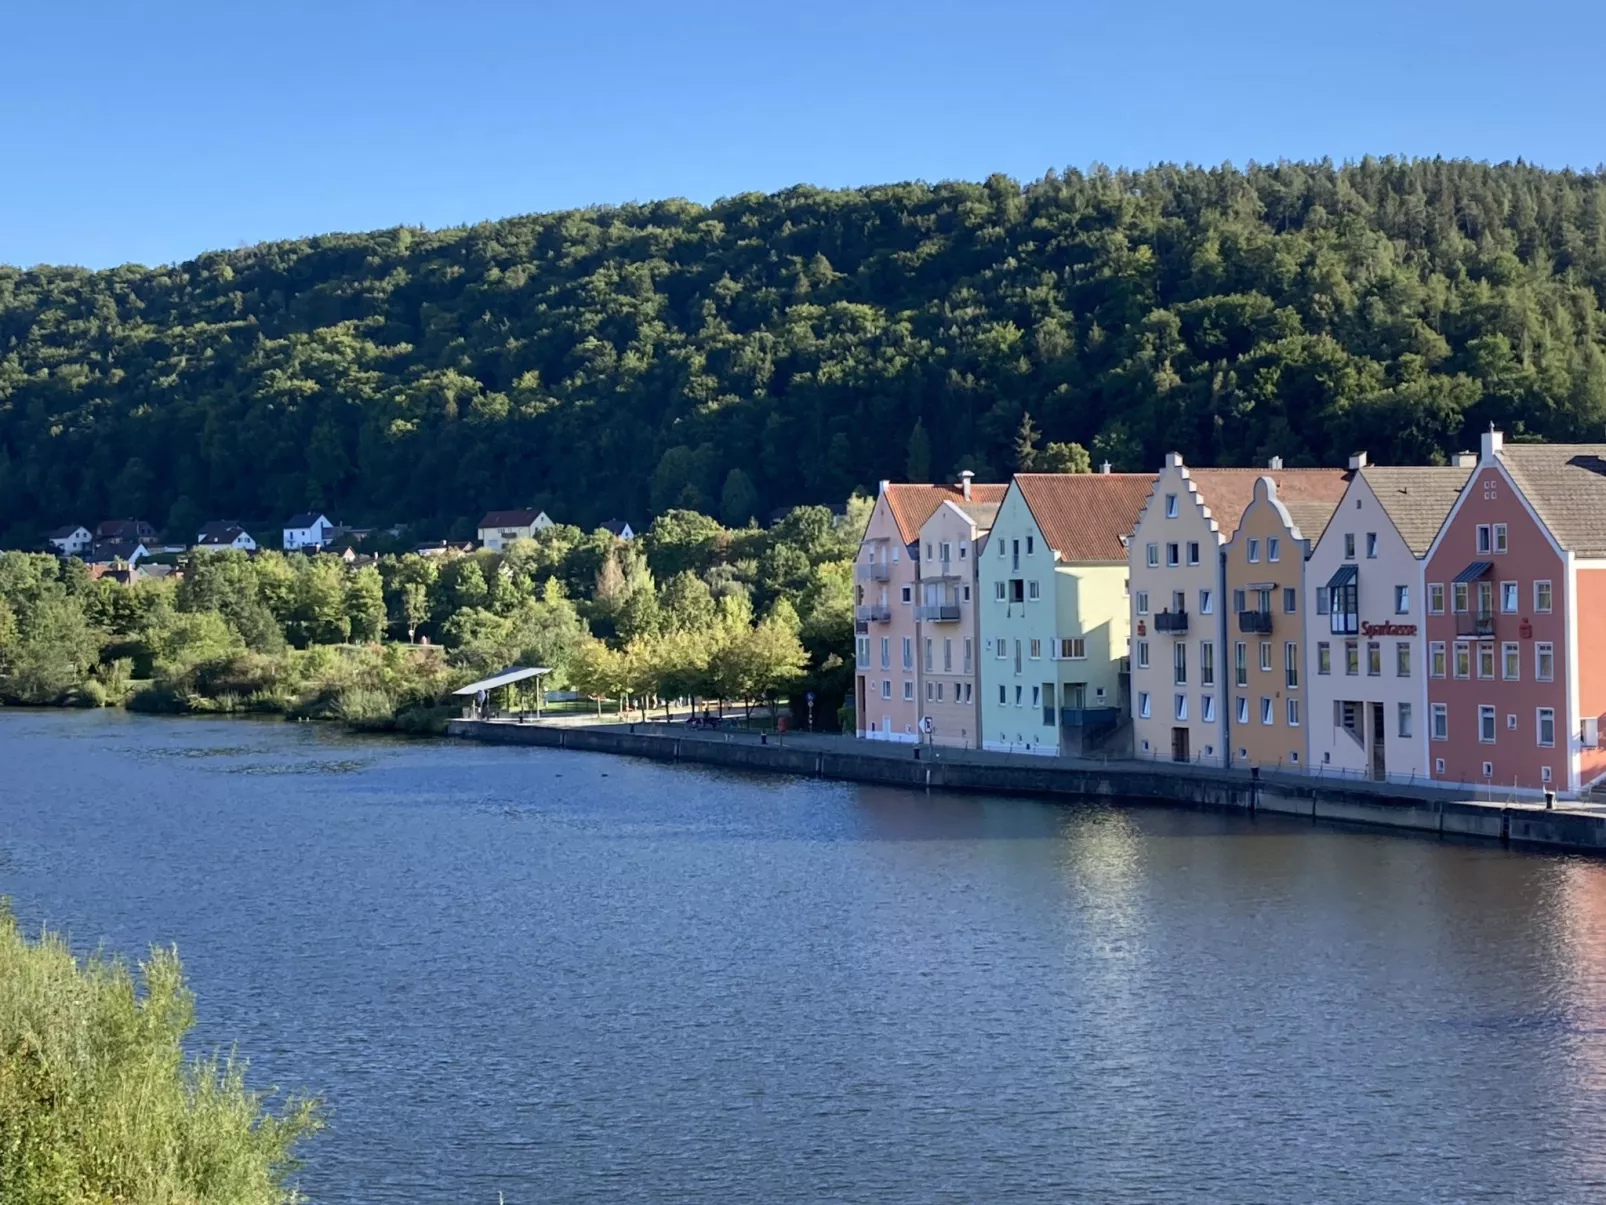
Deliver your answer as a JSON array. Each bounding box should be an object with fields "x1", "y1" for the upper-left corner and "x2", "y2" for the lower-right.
[{"x1": 481, "y1": 713, "x2": 1601, "y2": 816}]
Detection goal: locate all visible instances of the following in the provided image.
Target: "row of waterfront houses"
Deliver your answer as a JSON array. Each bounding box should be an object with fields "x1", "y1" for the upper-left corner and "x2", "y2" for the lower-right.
[{"x1": 854, "y1": 431, "x2": 1606, "y2": 798}]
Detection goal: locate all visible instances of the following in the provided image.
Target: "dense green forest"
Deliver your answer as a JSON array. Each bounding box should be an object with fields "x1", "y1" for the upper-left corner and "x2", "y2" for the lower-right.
[{"x1": 3, "y1": 158, "x2": 1605, "y2": 545}]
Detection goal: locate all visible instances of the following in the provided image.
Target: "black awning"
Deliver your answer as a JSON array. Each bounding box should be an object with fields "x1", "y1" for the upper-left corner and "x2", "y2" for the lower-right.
[
  {"x1": 1325, "y1": 565, "x2": 1357, "y2": 589},
  {"x1": 1453, "y1": 562, "x2": 1493, "y2": 583}
]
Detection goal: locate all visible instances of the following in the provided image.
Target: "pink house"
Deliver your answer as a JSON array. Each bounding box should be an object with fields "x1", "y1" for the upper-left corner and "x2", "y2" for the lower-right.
[
  {"x1": 854, "y1": 475, "x2": 1007, "y2": 741},
  {"x1": 1422, "y1": 431, "x2": 1606, "y2": 795}
]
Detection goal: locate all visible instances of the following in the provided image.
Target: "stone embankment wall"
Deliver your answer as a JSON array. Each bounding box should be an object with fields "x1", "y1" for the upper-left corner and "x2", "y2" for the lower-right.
[{"x1": 446, "y1": 720, "x2": 1606, "y2": 854}]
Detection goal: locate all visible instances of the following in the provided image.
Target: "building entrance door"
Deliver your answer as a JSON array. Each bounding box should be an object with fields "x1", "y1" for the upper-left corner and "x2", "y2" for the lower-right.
[
  {"x1": 1172, "y1": 726, "x2": 1190, "y2": 763},
  {"x1": 1370, "y1": 702, "x2": 1386, "y2": 780}
]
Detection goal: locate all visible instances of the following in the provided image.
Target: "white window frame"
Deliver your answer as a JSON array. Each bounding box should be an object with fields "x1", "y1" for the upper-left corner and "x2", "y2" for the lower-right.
[
  {"x1": 1027, "y1": 580, "x2": 1040, "y2": 601},
  {"x1": 1431, "y1": 703, "x2": 1448, "y2": 741},
  {"x1": 1502, "y1": 642, "x2": 1520, "y2": 681},
  {"x1": 1398, "y1": 702, "x2": 1413, "y2": 739},
  {"x1": 1174, "y1": 694, "x2": 1188, "y2": 722},
  {"x1": 1395, "y1": 585, "x2": 1409, "y2": 615},
  {"x1": 1199, "y1": 589, "x2": 1213, "y2": 615},
  {"x1": 1536, "y1": 642, "x2": 1554, "y2": 681},
  {"x1": 1535, "y1": 580, "x2": 1552, "y2": 613},
  {"x1": 1138, "y1": 692, "x2": 1151, "y2": 718},
  {"x1": 1286, "y1": 697, "x2": 1300, "y2": 727},
  {"x1": 1500, "y1": 581, "x2": 1518, "y2": 614},
  {"x1": 1428, "y1": 583, "x2": 1444, "y2": 614},
  {"x1": 1146, "y1": 543, "x2": 1159, "y2": 568},
  {"x1": 1136, "y1": 641, "x2": 1150, "y2": 669},
  {"x1": 1538, "y1": 707, "x2": 1556, "y2": 748},
  {"x1": 1429, "y1": 641, "x2": 1446, "y2": 678},
  {"x1": 1136, "y1": 590, "x2": 1150, "y2": 615},
  {"x1": 1494, "y1": 523, "x2": 1508, "y2": 554},
  {"x1": 1267, "y1": 537, "x2": 1280, "y2": 562},
  {"x1": 1478, "y1": 704, "x2": 1497, "y2": 744},
  {"x1": 1247, "y1": 538, "x2": 1260, "y2": 564},
  {"x1": 1260, "y1": 697, "x2": 1273, "y2": 725},
  {"x1": 1236, "y1": 696, "x2": 1249, "y2": 724}
]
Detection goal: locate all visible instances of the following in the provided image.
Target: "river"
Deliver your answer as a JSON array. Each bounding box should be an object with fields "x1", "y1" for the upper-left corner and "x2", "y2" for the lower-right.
[{"x1": 4, "y1": 709, "x2": 1606, "y2": 1203}]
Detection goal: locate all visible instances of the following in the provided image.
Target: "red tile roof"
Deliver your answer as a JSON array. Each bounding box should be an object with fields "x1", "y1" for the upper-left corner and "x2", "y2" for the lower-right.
[
  {"x1": 1013, "y1": 473, "x2": 1157, "y2": 562},
  {"x1": 884, "y1": 483, "x2": 1008, "y2": 544},
  {"x1": 1184, "y1": 468, "x2": 1351, "y2": 539}
]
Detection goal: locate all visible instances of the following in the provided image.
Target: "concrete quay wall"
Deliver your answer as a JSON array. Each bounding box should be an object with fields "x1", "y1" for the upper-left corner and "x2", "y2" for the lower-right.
[{"x1": 445, "y1": 720, "x2": 1606, "y2": 855}]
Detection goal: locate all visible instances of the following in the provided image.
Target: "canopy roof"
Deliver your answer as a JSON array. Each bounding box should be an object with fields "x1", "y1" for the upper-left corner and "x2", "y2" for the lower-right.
[
  {"x1": 1453, "y1": 562, "x2": 1493, "y2": 583},
  {"x1": 452, "y1": 666, "x2": 553, "y2": 695}
]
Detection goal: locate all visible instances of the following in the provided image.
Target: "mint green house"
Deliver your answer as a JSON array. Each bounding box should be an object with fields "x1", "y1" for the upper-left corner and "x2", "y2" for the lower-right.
[{"x1": 977, "y1": 472, "x2": 1155, "y2": 754}]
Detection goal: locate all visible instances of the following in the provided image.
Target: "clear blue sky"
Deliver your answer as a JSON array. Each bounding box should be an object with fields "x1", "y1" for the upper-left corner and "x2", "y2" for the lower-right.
[{"x1": 4, "y1": 0, "x2": 1601, "y2": 269}]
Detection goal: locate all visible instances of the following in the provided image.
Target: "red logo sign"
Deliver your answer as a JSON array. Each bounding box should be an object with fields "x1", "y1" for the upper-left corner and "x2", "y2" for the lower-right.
[{"x1": 1360, "y1": 621, "x2": 1418, "y2": 637}]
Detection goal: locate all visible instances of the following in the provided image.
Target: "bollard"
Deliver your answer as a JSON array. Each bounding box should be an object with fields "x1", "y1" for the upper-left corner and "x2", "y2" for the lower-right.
[
  {"x1": 761, "y1": 733, "x2": 768, "y2": 745},
  {"x1": 1545, "y1": 789, "x2": 1556, "y2": 810},
  {"x1": 913, "y1": 747, "x2": 921, "y2": 760}
]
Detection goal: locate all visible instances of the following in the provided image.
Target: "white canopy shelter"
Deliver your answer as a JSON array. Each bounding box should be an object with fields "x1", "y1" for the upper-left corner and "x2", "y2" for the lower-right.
[{"x1": 452, "y1": 666, "x2": 553, "y2": 696}]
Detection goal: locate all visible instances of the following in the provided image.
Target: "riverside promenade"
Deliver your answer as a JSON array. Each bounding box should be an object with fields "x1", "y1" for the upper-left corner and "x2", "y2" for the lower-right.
[{"x1": 446, "y1": 717, "x2": 1606, "y2": 855}]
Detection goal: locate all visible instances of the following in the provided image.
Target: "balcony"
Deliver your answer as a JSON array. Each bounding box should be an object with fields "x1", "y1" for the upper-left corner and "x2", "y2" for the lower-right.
[
  {"x1": 1153, "y1": 609, "x2": 1189, "y2": 634},
  {"x1": 1060, "y1": 706, "x2": 1121, "y2": 729},
  {"x1": 1456, "y1": 611, "x2": 1496, "y2": 639},
  {"x1": 854, "y1": 603, "x2": 892, "y2": 623},
  {"x1": 1238, "y1": 610, "x2": 1273, "y2": 635},
  {"x1": 916, "y1": 604, "x2": 962, "y2": 623},
  {"x1": 856, "y1": 561, "x2": 891, "y2": 582}
]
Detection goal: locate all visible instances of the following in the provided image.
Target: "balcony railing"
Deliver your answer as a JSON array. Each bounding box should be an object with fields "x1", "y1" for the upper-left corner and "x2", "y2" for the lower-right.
[
  {"x1": 916, "y1": 604, "x2": 962, "y2": 622},
  {"x1": 856, "y1": 561, "x2": 891, "y2": 581},
  {"x1": 1153, "y1": 609, "x2": 1189, "y2": 634},
  {"x1": 1456, "y1": 611, "x2": 1496, "y2": 638},
  {"x1": 1238, "y1": 610, "x2": 1273, "y2": 635},
  {"x1": 1061, "y1": 706, "x2": 1121, "y2": 729},
  {"x1": 854, "y1": 603, "x2": 892, "y2": 623}
]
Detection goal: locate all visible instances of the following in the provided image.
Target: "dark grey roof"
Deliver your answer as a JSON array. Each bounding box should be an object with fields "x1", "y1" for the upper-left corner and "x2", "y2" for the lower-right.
[
  {"x1": 284, "y1": 513, "x2": 330, "y2": 529},
  {"x1": 1360, "y1": 466, "x2": 1474, "y2": 556},
  {"x1": 46, "y1": 524, "x2": 88, "y2": 539},
  {"x1": 84, "y1": 540, "x2": 144, "y2": 563}
]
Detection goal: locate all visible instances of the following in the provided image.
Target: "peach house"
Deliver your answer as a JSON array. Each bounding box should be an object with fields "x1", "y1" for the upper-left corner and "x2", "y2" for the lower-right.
[
  {"x1": 914, "y1": 496, "x2": 1002, "y2": 749},
  {"x1": 1422, "y1": 431, "x2": 1606, "y2": 795},
  {"x1": 1222, "y1": 474, "x2": 1345, "y2": 770},
  {"x1": 854, "y1": 475, "x2": 1006, "y2": 742}
]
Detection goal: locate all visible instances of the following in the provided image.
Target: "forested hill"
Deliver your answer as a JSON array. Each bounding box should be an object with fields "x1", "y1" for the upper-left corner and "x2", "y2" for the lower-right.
[{"x1": 3, "y1": 158, "x2": 1606, "y2": 546}]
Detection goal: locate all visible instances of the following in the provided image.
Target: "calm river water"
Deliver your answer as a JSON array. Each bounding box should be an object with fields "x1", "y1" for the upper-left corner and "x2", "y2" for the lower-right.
[{"x1": 5, "y1": 710, "x2": 1606, "y2": 1202}]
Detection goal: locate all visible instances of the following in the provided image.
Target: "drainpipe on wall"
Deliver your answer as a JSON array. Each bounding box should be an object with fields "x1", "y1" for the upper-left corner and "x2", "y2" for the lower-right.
[{"x1": 1219, "y1": 545, "x2": 1231, "y2": 768}]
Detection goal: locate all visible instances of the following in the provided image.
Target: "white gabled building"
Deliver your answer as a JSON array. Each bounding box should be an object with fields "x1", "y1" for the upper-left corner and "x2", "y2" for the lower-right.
[{"x1": 1304, "y1": 460, "x2": 1472, "y2": 783}]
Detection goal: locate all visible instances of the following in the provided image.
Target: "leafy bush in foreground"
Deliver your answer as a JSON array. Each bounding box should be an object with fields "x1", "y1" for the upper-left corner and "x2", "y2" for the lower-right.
[{"x1": 0, "y1": 904, "x2": 320, "y2": 1205}]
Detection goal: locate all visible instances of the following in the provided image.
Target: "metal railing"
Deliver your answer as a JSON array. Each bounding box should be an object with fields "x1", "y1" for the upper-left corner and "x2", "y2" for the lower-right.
[
  {"x1": 916, "y1": 604, "x2": 962, "y2": 622},
  {"x1": 1154, "y1": 610, "x2": 1189, "y2": 634},
  {"x1": 1238, "y1": 610, "x2": 1273, "y2": 634},
  {"x1": 1456, "y1": 611, "x2": 1496, "y2": 638},
  {"x1": 854, "y1": 603, "x2": 892, "y2": 623},
  {"x1": 856, "y1": 562, "x2": 891, "y2": 582}
]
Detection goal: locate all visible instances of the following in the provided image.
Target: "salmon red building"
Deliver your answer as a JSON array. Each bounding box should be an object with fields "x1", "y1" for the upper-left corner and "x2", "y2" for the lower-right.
[{"x1": 1422, "y1": 431, "x2": 1606, "y2": 794}]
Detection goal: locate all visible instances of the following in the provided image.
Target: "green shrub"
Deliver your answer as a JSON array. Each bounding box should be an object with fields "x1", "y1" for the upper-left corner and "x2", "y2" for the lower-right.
[{"x1": 0, "y1": 903, "x2": 320, "y2": 1204}]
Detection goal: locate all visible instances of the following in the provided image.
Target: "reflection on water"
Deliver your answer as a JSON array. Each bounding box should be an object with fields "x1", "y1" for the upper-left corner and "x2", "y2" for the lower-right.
[{"x1": 6, "y1": 710, "x2": 1606, "y2": 1203}]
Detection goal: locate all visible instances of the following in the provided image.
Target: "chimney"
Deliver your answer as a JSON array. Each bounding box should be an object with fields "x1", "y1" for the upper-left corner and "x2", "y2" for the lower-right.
[
  {"x1": 1267, "y1": 456, "x2": 1283, "y2": 470},
  {"x1": 1165, "y1": 452, "x2": 1184, "y2": 468},
  {"x1": 878, "y1": 479, "x2": 890, "y2": 496},
  {"x1": 1454, "y1": 451, "x2": 1477, "y2": 468},
  {"x1": 1348, "y1": 451, "x2": 1368, "y2": 471},
  {"x1": 959, "y1": 470, "x2": 973, "y2": 500},
  {"x1": 1481, "y1": 428, "x2": 1504, "y2": 459},
  {"x1": 1099, "y1": 461, "x2": 1112, "y2": 474}
]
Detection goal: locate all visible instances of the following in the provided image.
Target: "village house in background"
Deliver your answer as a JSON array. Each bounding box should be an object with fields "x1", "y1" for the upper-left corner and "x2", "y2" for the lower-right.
[
  {"x1": 978, "y1": 470, "x2": 1152, "y2": 756},
  {"x1": 476, "y1": 509, "x2": 554, "y2": 551},
  {"x1": 853, "y1": 477, "x2": 1007, "y2": 743},
  {"x1": 1305, "y1": 459, "x2": 1473, "y2": 783},
  {"x1": 912, "y1": 485, "x2": 1001, "y2": 749},
  {"x1": 45, "y1": 525, "x2": 93, "y2": 557},
  {"x1": 1222, "y1": 473, "x2": 1346, "y2": 771},
  {"x1": 1422, "y1": 432, "x2": 1606, "y2": 795},
  {"x1": 194, "y1": 521, "x2": 258, "y2": 553},
  {"x1": 95, "y1": 519, "x2": 157, "y2": 545},
  {"x1": 83, "y1": 539, "x2": 148, "y2": 569},
  {"x1": 282, "y1": 513, "x2": 335, "y2": 551},
  {"x1": 599, "y1": 519, "x2": 636, "y2": 540}
]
